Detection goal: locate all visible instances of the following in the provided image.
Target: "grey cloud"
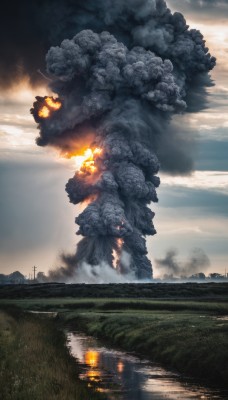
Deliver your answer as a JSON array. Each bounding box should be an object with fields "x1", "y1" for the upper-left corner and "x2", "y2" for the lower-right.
[
  {"x1": 167, "y1": 0, "x2": 228, "y2": 19},
  {"x1": 195, "y1": 139, "x2": 228, "y2": 172},
  {"x1": 0, "y1": 159, "x2": 74, "y2": 255},
  {"x1": 158, "y1": 186, "x2": 228, "y2": 216}
]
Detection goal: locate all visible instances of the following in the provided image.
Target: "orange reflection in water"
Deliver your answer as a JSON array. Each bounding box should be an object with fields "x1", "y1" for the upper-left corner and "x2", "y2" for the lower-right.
[
  {"x1": 84, "y1": 350, "x2": 101, "y2": 386},
  {"x1": 96, "y1": 388, "x2": 105, "y2": 393},
  {"x1": 87, "y1": 370, "x2": 100, "y2": 383},
  {"x1": 117, "y1": 361, "x2": 124, "y2": 373},
  {"x1": 85, "y1": 350, "x2": 99, "y2": 368}
]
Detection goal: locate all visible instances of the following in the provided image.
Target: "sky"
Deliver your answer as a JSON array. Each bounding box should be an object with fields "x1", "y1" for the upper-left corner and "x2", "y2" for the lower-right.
[{"x1": 0, "y1": 0, "x2": 227, "y2": 278}]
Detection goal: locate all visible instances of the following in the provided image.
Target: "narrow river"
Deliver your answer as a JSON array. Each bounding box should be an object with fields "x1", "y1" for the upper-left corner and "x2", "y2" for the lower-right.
[{"x1": 67, "y1": 332, "x2": 228, "y2": 400}]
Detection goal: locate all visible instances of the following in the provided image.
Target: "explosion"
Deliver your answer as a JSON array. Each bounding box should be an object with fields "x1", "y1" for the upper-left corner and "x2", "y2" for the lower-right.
[
  {"x1": 31, "y1": 0, "x2": 215, "y2": 282},
  {"x1": 72, "y1": 148, "x2": 102, "y2": 175},
  {"x1": 38, "y1": 106, "x2": 50, "y2": 119},
  {"x1": 31, "y1": 96, "x2": 62, "y2": 121},
  {"x1": 45, "y1": 97, "x2": 62, "y2": 110}
]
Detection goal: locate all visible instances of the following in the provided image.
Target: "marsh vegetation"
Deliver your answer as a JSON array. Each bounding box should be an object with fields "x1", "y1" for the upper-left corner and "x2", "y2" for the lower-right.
[
  {"x1": 0, "y1": 284, "x2": 228, "y2": 394},
  {"x1": 0, "y1": 308, "x2": 103, "y2": 400}
]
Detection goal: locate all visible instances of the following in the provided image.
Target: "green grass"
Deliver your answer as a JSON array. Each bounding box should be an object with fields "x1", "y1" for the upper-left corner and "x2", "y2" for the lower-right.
[
  {"x1": 0, "y1": 307, "x2": 103, "y2": 400},
  {"x1": 66, "y1": 309, "x2": 228, "y2": 386},
  {"x1": 1, "y1": 296, "x2": 228, "y2": 388},
  {"x1": 1, "y1": 297, "x2": 228, "y2": 314}
]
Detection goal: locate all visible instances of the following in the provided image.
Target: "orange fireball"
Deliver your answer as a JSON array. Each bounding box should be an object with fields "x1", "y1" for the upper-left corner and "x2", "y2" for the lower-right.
[
  {"x1": 45, "y1": 97, "x2": 62, "y2": 110},
  {"x1": 38, "y1": 97, "x2": 62, "y2": 119},
  {"x1": 38, "y1": 106, "x2": 50, "y2": 118},
  {"x1": 72, "y1": 147, "x2": 102, "y2": 175}
]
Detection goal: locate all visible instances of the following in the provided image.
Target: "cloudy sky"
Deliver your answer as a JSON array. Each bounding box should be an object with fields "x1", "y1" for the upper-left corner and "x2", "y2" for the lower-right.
[{"x1": 0, "y1": 0, "x2": 227, "y2": 278}]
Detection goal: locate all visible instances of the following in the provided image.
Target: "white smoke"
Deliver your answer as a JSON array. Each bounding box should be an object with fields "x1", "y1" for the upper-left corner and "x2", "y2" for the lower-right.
[{"x1": 62, "y1": 260, "x2": 137, "y2": 284}]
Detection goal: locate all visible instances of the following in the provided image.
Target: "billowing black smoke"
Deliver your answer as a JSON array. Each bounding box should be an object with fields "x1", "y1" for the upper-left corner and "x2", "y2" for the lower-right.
[
  {"x1": 155, "y1": 248, "x2": 210, "y2": 278},
  {"x1": 31, "y1": 0, "x2": 215, "y2": 281}
]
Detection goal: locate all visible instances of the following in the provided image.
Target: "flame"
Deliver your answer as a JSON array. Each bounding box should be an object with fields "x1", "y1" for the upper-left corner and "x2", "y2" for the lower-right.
[
  {"x1": 117, "y1": 238, "x2": 123, "y2": 249},
  {"x1": 45, "y1": 97, "x2": 62, "y2": 110},
  {"x1": 113, "y1": 238, "x2": 124, "y2": 269},
  {"x1": 38, "y1": 106, "x2": 50, "y2": 118},
  {"x1": 80, "y1": 194, "x2": 98, "y2": 209},
  {"x1": 93, "y1": 147, "x2": 102, "y2": 156},
  {"x1": 38, "y1": 97, "x2": 62, "y2": 119},
  {"x1": 72, "y1": 147, "x2": 102, "y2": 175}
]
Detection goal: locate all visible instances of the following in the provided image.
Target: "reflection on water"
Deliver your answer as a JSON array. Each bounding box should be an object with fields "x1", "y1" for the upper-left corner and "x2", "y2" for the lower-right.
[
  {"x1": 68, "y1": 332, "x2": 228, "y2": 400},
  {"x1": 85, "y1": 351, "x2": 99, "y2": 368},
  {"x1": 215, "y1": 316, "x2": 228, "y2": 321},
  {"x1": 28, "y1": 311, "x2": 57, "y2": 317},
  {"x1": 117, "y1": 361, "x2": 124, "y2": 374}
]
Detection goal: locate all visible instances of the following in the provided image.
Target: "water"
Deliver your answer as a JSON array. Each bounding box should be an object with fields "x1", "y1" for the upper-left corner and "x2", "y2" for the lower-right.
[
  {"x1": 28, "y1": 311, "x2": 57, "y2": 317},
  {"x1": 67, "y1": 332, "x2": 228, "y2": 400}
]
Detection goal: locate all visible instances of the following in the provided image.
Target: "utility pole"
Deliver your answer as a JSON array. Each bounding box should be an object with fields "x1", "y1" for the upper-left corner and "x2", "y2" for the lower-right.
[{"x1": 33, "y1": 266, "x2": 37, "y2": 281}]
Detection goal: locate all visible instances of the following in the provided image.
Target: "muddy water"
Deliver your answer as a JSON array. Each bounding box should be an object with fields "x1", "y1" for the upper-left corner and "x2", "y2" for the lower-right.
[{"x1": 67, "y1": 332, "x2": 228, "y2": 400}]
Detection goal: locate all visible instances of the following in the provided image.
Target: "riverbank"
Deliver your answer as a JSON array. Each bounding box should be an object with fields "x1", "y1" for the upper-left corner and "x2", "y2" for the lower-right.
[
  {"x1": 1, "y1": 295, "x2": 228, "y2": 390},
  {"x1": 0, "y1": 307, "x2": 103, "y2": 400},
  {"x1": 56, "y1": 298, "x2": 228, "y2": 387},
  {"x1": 65, "y1": 306, "x2": 228, "y2": 387},
  {"x1": 67, "y1": 331, "x2": 228, "y2": 399}
]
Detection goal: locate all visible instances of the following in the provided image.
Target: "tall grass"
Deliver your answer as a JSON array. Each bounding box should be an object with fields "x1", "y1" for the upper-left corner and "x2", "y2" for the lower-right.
[
  {"x1": 1, "y1": 296, "x2": 228, "y2": 389},
  {"x1": 1, "y1": 298, "x2": 228, "y2": 314},
  {"x1": 0, "y1": 307, "x2": 103, "y2": 400}
]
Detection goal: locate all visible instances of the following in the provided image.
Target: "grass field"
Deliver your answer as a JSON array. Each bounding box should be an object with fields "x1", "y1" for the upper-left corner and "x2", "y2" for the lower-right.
[
  {"x1": 1, "y1": 297, "x2": 228, "y2": 313},
  {"x1": 0, "y1": 307, "x2": 103, "y2": 400},
  {"x1": 65, "y1": 307, "x2": 228, "y2": 386},
  {"x1": 60, "y1": 299, "x2": 228, "y2": 386},
  {"x1": 1, "y1": 282, "x2": 228, "y2": 299},
  {"x1": 1, "y1": 284, "x2": 228, "y2": 390}
]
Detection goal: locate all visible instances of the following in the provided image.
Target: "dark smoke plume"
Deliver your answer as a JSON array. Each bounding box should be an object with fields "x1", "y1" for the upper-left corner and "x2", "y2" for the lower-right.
[
  {"x1": 2, "y1": 0, "x2": 216, "y2": 174},
  {"x1": 155, "y1": 248, "x2": 210, "y2": 278},
  {"x1": 30, "y1": 0, "x2": 215, "y2": 281},
  {"x1": 0, "y1": 0, "x2": 216, "y2": 89}
]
